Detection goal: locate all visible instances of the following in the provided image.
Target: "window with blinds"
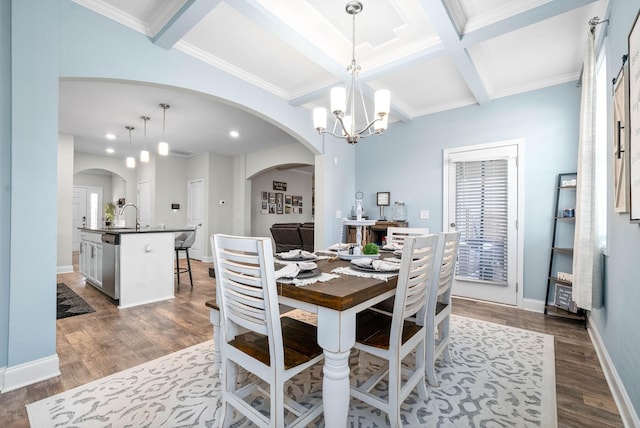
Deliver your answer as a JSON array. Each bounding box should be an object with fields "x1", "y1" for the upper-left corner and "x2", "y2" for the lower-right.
[{"x1": 455, "y1": 159, "x2": 508, "y2": 284}]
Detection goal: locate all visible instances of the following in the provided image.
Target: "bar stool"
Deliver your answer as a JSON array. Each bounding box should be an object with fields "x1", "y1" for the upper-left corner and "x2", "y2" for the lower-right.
[{"x1": 175, "y1": 229, "x2": 196, "y2": 289}]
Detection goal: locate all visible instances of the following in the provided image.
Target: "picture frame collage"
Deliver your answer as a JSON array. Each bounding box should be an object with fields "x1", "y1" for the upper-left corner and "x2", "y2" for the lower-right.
[{"x1": 261, "y1": 191, "x2": 303, "y2": 215}]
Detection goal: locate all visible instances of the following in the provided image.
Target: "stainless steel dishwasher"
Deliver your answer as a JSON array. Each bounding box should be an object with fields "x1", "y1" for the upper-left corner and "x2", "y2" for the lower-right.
[{"x1": 101, "y1": 233, "x2": 120, "y2": 299}]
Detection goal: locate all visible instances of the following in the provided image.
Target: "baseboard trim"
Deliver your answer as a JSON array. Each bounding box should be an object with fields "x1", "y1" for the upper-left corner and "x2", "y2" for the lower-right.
[
  {"x1": 2, "y1": 354, "x2": 60, "y2": 393},
  {"x1": 0, "y1": 366, "x2": 5, "y2": 392},
  {"x1": 523, "y1": 298, "x2": 545, "y2": 313},
  {"x1": 57, "y1": 265, "x2": 73, "y2": 274},
  {"x1": 588, "y1": 318, "x2": 640, "y2": 428}
]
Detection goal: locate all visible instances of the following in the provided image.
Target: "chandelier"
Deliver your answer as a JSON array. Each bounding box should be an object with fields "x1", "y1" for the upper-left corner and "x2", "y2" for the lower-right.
[{"x1": 312, "y1": 1, "x2": 390, "y2": 144}]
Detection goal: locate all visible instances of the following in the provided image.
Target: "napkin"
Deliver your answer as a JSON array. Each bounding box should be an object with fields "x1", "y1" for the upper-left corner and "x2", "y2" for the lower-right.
[
  {"x1": 278, "y1": 249, "x2": 316, "y2": 259},
  {"x1": 351, "y1": 257, "x2": 374, "y2": 267},
  {"x1": 296, "y1": 261, "x2": 317, "y2": 271},
  {"x1": 327, "y1": 243, "x2": 350, "y2": 251},
  {"x1": 382, "y1": 257, "x2": 402, "y2": 264},
  {"x1": 274, "y1": 264, "x2": 299, "y2": 279},
  {"x1": 372, "y1": 260, "x2": 400, "y2": 272},
  {"x1": 383, "y1": 243, "x2": 403, "y2": 251}
]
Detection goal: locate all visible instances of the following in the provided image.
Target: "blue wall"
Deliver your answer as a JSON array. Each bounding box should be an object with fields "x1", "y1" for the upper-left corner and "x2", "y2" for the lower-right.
[
  {"x1": 595, "y1": 0, "x2": 640, "y2": 416},
  {"x1": 356, "y1": 83, "x2": 580, "y2": 302},
  {"x1": 1, "y1": 0, "x2": 11, "y2": 369}
]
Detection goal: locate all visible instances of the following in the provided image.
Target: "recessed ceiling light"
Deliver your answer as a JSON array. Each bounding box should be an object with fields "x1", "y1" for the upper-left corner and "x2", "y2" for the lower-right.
[
  {"x1": 106, "y1": 148, "x2": 114, "y2": 154},
  {"x1": 105, "y1": 133, "x2": 116, "y2": 140},
  {"x1": 229, "y1": 130, "x2": 239, "y2": 138}
]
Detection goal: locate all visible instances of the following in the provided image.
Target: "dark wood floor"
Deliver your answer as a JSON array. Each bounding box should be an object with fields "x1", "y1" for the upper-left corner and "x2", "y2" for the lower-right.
[{"x1": 0, "y1": 255, "x2": 623, "y2": 427}]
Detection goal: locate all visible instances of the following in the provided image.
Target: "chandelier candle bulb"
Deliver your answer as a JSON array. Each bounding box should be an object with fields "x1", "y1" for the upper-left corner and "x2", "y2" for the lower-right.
[
  {"x1": 126, "y1": 156, "x2": 135, "y2": 168},
  {"x1": 313, "y1": 107, "x2": 327, "y2": 131},
  {"x1": 375, "y1": 89, "x2": 390, "y2": 116},
  {"x1": 330, "y1": 87, "x2": 346, "y2": 114}
]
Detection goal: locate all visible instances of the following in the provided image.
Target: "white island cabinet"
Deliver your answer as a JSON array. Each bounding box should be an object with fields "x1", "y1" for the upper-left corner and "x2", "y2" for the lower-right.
[{"x1": 79, "y1": 228, "x2": 193, "y2": 309}]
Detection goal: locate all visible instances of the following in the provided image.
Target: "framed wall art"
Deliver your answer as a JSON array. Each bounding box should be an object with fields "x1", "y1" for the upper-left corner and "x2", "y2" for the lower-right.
[{"x1": 628, "y1": 10, "x2": 640, "y2": 222}]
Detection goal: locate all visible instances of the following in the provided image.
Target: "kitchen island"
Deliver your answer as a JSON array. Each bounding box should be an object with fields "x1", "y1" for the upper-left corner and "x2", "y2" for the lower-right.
[{"x1": 79, "y1": 227, "x2": 193, "y2": 309}]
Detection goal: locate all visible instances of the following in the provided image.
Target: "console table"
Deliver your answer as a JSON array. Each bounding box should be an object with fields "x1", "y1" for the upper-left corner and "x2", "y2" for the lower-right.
[{"x1": 346, "y1": 220, "x2": 408, "y2": 245}]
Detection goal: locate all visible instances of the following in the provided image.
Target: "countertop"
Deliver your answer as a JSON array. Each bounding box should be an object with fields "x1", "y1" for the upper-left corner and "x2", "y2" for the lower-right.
[{"x1": 79, "y1": 227, "x2": 194, "y2": 235}]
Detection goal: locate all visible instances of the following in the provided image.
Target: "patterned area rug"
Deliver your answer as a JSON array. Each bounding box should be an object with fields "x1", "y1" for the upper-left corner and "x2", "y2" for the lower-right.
[
  {"x1": 27, "y1": 315, "x2": 556, "y2": 427},
  {"x1": 56, "y1": 283, "x2": 95, "y2": 319}
]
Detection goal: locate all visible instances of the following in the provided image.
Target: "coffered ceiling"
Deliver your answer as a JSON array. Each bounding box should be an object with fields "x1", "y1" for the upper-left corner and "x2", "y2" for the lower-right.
[{"x1": 63, "y1": 0, "x2": 607, "y2": 158}]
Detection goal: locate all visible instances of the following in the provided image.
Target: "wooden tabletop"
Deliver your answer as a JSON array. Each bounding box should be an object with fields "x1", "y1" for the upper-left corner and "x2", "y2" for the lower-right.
[
  {"x1": 277, "y1": 259, "x2": 397, "y2": 311},
  {"x1": 207, "y1": 259, "x2": 398, "y2": 312}
]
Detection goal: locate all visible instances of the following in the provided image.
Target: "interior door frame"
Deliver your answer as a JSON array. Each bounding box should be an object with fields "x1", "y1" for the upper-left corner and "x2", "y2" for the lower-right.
[
  {"x1": 187, "y1": 178, "x2": 205, "y2": 261},
  {"x1": 443, "y1": 139, "x2": 525, "y2": 309}
]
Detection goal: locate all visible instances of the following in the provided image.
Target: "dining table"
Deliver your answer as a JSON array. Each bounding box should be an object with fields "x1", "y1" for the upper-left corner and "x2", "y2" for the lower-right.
[{"x1": 206, "y1": 256, "x2": 399, "y2": 427}]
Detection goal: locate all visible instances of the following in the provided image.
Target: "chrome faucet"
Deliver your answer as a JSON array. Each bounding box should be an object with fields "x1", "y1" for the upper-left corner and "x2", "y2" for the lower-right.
[{"x1": 119, "y1": 203, "x2": 140, "y2": 231}]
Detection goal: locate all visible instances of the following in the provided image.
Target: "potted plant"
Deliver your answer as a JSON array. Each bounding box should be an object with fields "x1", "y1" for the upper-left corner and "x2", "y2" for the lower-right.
[{"x1": 104, "y1": 202, "x2": 116, "y2": 227}]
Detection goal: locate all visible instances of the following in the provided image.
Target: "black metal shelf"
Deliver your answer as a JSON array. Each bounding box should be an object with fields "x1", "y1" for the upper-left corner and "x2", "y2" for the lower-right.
[{"x1": 544, "y1": 173, "x2": 587, "y2": 327}]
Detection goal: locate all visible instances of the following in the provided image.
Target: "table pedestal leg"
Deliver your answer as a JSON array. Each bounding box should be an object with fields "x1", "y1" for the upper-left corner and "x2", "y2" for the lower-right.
[{"x1": 322, "y1": 350, "x2": 351, "y2": 427}]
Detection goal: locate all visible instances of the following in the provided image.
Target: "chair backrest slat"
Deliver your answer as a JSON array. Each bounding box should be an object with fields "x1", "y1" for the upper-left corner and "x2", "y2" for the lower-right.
[
  {"x1": 387, "y1": 227, "x2": 430, "y2": 247},
  {"x1": 391, "y1": 235, "x2": 439, "y2": 342},
  {"x1": 212, "y1": 234, "x2": 284, "y2": 360}
]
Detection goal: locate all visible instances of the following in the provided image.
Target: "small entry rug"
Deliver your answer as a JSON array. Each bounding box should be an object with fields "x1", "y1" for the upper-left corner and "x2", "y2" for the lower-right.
[
  {"x1": 56, "y1": 283, "x2": 95, "y2": 319},
  {"x1": 27, "y1": 315, "x2": 556, "y2": 427}
]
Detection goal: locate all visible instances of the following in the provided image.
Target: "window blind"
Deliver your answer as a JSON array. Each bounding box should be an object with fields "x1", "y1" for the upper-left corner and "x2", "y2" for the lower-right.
[{"x1": 455, "y1": 159, "x2": 508, "y2": 284}]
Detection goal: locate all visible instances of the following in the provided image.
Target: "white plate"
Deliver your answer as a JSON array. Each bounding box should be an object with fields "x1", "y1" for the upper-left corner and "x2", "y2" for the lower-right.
[{"x1": 338, "y1": 253, "x2": 381, "y2": 261}]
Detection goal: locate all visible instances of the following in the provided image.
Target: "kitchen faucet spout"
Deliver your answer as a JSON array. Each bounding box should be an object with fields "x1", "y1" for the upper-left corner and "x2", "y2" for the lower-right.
[{"x1": 119, "y1": 203, "x2": 140, "y2": 231}]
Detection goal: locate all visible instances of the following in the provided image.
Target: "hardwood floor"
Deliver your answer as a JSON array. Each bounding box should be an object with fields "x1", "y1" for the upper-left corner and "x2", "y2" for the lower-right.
[{"x1": 0, "y1": 256, "x2": 623, "y2": 427}]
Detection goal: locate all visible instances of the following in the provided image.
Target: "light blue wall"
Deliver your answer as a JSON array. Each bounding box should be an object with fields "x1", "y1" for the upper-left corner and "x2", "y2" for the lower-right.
[
  {"x1": 0, "y1": 0, "x2": 353, "y2": 380},
  {"x1": 1, "y1": 0, "x2": 11, "y2": 368},
  {"x1": 356, "y1": 82, "x2": 580, "y2": 302},
  {"x1": 7, "y1": 0, "x2": 58, "y2": 366},
  {"x1": 596, "y1": 0, "x2": 640, "y2": 416}
]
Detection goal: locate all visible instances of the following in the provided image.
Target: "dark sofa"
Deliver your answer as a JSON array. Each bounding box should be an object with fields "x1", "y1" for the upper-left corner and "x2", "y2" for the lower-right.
[{"x1": 270, "y1": 222, "x2": 314, "y2": 253}]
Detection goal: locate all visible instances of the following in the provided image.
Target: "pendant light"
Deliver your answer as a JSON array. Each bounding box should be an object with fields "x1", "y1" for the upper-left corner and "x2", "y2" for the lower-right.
[
  {"x1": 312, "y1": 1, "x2": 390, "y2": 144},
  {"x1": 125, "y1": 125, "x2": 135, "y2": 168},
  {"x1": 140, "y1": 115, "x2": 150, "y2": 163},
  {"x1": 158, "y1": 103, "x2": 170, "y2": 156}
]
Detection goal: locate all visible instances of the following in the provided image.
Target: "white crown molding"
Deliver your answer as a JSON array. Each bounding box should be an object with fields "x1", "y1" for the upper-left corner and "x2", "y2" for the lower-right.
[
  {"x1": 413, "y1": 96, "x2": 477, "y2": 118},
  {"x1": 2, "y1": 354, "x2": 60, "y2": 393},
  {"x1": 494, "y1": 72, "x2": 580, "y2": 100},
  {"x1": 173, "y1": 40, "x2": 290, "y2": 100},
  {"x1": 588, "y1": 318, "x2": 640, "y2": 428},
  {"x1": 465, "y1": 0, "x2": 551, "y2": 34},
  {"x1": 72, "y1": 0, "x2": 150, "y2": 36}
]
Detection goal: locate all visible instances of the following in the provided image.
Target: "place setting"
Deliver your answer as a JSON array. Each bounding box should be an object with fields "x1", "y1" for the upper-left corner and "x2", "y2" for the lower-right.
[
  {"x1": 331, "y1": 256, "x2": 401, "y2": 280},
  {"x1": 274, "y1": 260, "x2": 340, "y2": 287}
]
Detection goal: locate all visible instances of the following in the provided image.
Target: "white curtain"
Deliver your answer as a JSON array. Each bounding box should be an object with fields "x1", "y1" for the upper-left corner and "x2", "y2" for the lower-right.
[{"x1": 573, "y1": 30, "x2": 604, "y2": 310}]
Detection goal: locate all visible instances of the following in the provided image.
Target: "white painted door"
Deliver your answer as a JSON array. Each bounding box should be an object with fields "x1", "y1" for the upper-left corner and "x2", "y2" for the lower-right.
[
  {"x1": 72, "y1": 187, "x2": 87, "y2": 251},
  {"x1": 72, "y1": 186, "x2": 102, "y2": 251},
  {"x1": 187, "y1": 179, "x2": 204, "y2": 260},
  {"x1": 138, "y1": 180, "x2": 151, "y2": 229},
  {"x1": 443, "y1": 141, "x2": 521, "y2": 306}
]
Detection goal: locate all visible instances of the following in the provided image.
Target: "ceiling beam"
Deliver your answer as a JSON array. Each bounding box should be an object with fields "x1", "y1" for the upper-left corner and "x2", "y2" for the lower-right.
[
  {"x1": 417, "y1": 0, "x2": 491, "y2": 105},
  {"x1": 152, "y1": 0, "x2": 222, "y2": 49},
  {"x1": 461, "y1": 0, "x2": 599, "y2": 47}
]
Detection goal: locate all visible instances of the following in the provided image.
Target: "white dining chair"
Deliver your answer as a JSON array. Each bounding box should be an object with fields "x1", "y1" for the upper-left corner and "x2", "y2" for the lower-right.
[
  {"x1": 386, "y1": 227, "x2": 429, "y2": 247},
  {"x1": 211, "y1": 234, "x2": 324, "y2": 428},
  {"x1": 350, "y1": 234, "x2": 439, "y2": 427},
  {"x1": 426, "y1": 231, "x2": 460, "y2": 386}
]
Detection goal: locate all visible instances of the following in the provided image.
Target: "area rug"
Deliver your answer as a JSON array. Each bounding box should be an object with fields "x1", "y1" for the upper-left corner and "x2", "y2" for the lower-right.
[
  {"x1": 56, "y1": 283, "x2": 95, "y2": 319},
  {"x1": 26, "y1": 315, "x2": 556, "y2": 427}
]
